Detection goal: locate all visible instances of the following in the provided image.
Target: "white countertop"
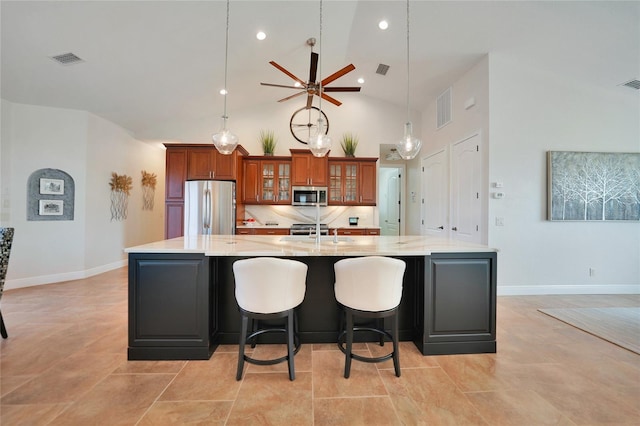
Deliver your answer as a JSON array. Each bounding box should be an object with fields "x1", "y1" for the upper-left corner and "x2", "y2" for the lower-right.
[{"x1": 125, "y1": 235, "x2": 497, "y2": 256}]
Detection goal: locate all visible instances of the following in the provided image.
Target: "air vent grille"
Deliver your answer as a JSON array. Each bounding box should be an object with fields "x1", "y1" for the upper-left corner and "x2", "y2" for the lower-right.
[
  {"x1": 621, "y1": 79, "x2": 640, "y2": 90},
  {"x1": 437, "y1": 87, "x2": 452, "y2": 129},
  {"x1": 50, "y1": 52, "x2": 84, "y2": 65},
  {"x1": 376, "y1": 64, "x2": 390, "y2": 76}
]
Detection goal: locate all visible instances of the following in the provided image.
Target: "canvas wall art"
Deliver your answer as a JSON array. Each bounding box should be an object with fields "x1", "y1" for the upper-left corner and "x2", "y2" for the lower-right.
[{"x1": 547, "y1": 151, "x2": 640, "y2": 221}]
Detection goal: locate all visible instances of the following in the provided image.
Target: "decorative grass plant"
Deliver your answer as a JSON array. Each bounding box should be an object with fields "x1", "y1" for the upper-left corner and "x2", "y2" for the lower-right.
[
  {"x1": 340, "y1": 133, "x2": 359, "y2": 157},
  {"x1": 260, "y1": 130, "x2": 277, "y2": 155}
]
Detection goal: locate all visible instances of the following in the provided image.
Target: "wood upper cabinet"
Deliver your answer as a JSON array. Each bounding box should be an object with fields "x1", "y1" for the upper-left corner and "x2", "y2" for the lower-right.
[
  {"x1": 163, "y1": 143, "x2": 247, "y2": 239},
  {"x1": 187, "y1": 147, "x2": 238, "y2": 180},
  {"x1": 290, "y1": 149, "x2": 328, "y2": 186},
  {"x1": 242, "y1": 157, "x2": 291, "y2": 205},
  {"x1": 328, "y1": 157, "x2": 377, "y2": 206}
]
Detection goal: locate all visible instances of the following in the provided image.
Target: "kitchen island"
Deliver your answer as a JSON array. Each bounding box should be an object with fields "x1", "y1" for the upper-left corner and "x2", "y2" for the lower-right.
[{"x1": 125, "y1": 235, "x2": 497, "y2": 360}]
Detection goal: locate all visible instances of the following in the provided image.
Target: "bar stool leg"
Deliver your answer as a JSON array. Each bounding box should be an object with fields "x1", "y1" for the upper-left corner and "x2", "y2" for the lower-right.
[
  {"x1": 236, "y1": 314, "x2": 249, "y2": 380},
  {"x1": 0, "y1": 310, "x2": 7, "y2": 339},
  {"x1": 344, "y1": 310, "x2": 354, "y2": 378},
  {"x1": 287, "y1": 311, "x2": 295, "y2": 381},
  {"x1": 392, "y1": 313, "x2": 400, "y2": 377}
]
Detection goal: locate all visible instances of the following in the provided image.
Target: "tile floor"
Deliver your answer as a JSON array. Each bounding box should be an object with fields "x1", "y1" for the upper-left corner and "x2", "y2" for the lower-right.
[{"x1": 1, "y1": 267, "x2": 639, "y2": 425}]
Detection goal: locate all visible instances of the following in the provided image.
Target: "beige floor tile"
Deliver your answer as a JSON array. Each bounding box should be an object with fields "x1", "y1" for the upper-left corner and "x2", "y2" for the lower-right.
[
  {"x1": 112, "y1": 359, "x2": 187, "y2": 374},
  {"x1": 312, "y1": 349, "x2": 389, "y2": 398},
  {"x1": 314, "y1": 396, "x2": 402, "y2": 425},
  {"x1": 435, "y1": 353, "x2": 515, "y2": 392},
  {"x1": 226, "y1": 371, "x2": 312, "y2": 425},
  {"x1": 159, "y1": 352, "x2": 241, "y2": 401},
  {"x1": 465, "y1": 389, "x2": 576, "y2": 425},
  {"x1": 139, "y1": 400, "x2": 233, "y2": 425},
  {"x1": 381, "y1": 367, "x2": 488, "y2": 425},
  {"x1": 0, "y1": 403, "x2": 70, "y2": 425},
  {"x1": 47, "y1": 374, "x2": 174, "y2": 425}
]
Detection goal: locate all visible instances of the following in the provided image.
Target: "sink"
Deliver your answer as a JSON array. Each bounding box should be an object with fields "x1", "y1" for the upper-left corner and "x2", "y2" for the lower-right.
[{"x1": 280, "y1": 235, "x2": 354, "y2": 243}]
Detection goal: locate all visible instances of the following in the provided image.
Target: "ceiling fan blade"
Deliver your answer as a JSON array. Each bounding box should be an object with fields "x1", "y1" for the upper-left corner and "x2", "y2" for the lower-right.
[
  {"x1": 277, "y1": 91, "x2": 306, "y2": 102},
  {"x1": 269, "y1": 61, "x2": 306, "y2": 86},
  {"x1": 320, "y1": 92, "x2": 342, "y2": 107},
  {"x1": 309, "y1": 52, "x2": 318, "y2": 84},
  {"x1": 306, "y1": 93, "x2": 314, "y2": 109},
  {"x1": 261, "y1": 82, "x2": 303, "y2": 89},
  {"x1": 323, "y1": 87, "x2": 361, "y2": 92},
  {"x1": 321, "y1": 63, "x2": 356, "y2": 86}
]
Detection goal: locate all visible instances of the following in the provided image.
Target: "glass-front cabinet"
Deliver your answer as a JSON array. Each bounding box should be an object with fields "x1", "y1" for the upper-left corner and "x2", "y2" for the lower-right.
[
  {"x1": 328, "y1": 158, "x2": 377, "y2": 206},
  {"x1": 261, "y1": 160, "x2": 291, "y2": 204},
  {"x1": 242, "y1": 157, "x2": 291, "y2": 205}
]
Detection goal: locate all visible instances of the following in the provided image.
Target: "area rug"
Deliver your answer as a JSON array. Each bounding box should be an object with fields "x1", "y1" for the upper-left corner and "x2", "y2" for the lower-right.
[{"x1": 538, "y1": 307, "x2": 640, "y2": 354}]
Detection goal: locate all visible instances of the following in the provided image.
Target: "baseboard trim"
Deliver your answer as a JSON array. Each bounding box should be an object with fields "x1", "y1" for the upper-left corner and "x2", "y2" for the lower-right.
[
  {"x1": 498, "y1": 284, "x2": 640, "y2": 296},
  {"x1": 5, "y1": 260, "x2": 127, "y2": 290}
]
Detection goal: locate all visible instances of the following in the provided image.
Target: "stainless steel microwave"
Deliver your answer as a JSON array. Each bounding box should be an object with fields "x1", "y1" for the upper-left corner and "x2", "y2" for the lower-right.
[{"x1": 292, "y1": 186, "x2": 328, "y2": 206}]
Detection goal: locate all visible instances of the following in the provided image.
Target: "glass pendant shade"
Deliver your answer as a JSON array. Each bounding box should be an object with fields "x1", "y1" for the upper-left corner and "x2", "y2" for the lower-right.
[
  {"x1": 396, "y1": 122, "x2": 422, "y2": 160},
  {"x1": 212, "y1": 121, "x2": 238, "y2": 155},
  {"x1": 308, "y1": 118, "x2": 331, "y2": 157}
]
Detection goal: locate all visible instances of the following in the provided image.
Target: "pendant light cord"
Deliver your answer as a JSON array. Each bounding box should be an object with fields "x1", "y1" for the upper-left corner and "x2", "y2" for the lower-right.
[
  {"x1": 318, "y1": 0, "x2": 323, "y2": 124},
  {"x1": 222, "y1": 0, "x2": 230, "y2": 126},
  {"x1": 405, "y1": 0, "x2": 410, "y2": 123}
]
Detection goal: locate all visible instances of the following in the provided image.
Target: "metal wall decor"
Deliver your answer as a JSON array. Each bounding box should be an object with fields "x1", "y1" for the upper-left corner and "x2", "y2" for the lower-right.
[
  {"x1": 141, "y1": 170, "x2": 157, "y2": 211},
  {"x1": 109, "y1": 172, "x2": 132, "y2": 221},
  {"x1": 547, "y1": 151, "x2": 640, "y2": 221}
]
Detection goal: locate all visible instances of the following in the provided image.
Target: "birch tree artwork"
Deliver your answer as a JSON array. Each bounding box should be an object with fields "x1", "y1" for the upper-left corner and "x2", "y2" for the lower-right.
[{"x1": 548, "y1": 151, "x2": 640, "y2": 221}]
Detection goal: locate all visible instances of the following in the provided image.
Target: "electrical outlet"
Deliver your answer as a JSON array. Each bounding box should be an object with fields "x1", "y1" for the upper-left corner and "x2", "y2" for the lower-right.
[
  {"x1": 495, "y1": 217, "x2": 504, "y2": 226},
  {"x1": 589, "y1": 268, "x2": 596, "y2": 277}
]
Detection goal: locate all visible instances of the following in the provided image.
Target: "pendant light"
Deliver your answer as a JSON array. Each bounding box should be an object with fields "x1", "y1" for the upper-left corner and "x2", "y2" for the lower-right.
[
  {"x1": 212, "y1": 0, "x2": 238, "y2": 155},
  {"x1": 308, "y1": 0, "x2": 331, "y2": 157},
  {"x1": 395, "y1": 0, "x2": 422, "y2": 160}
]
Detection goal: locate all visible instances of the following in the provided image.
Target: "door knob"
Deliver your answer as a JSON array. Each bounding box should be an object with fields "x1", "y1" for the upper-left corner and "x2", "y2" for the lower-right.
[
  {"x1": 452, "y1": 227, "x2": 458, "y2": 231},
  {"x1": 437, "y1": 226, "x2": 444, "y2": 230}
]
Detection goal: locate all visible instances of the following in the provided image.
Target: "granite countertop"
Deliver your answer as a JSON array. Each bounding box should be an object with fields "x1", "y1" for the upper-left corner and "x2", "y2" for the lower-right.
[{"x1": 125, "y1": 235, "x2": 497, "y2": 256}]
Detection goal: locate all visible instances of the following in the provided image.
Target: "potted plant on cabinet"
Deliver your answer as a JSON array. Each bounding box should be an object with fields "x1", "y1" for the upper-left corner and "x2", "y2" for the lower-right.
[
  {"x1": 340, "y1": 133, "x2": 359, "y2": 157},
  {"x1": 260, "y1": 130, "x2": 277, "y2": 156}
]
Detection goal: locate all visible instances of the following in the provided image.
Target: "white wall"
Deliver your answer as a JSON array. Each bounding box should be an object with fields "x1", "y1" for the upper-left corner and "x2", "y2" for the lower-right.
[
  {"x1": 1, "y1": 100, "x2": 165, "y2": 289},
  {"x1": 488, "y1": 54, "x2": 640, "y2": 294}
]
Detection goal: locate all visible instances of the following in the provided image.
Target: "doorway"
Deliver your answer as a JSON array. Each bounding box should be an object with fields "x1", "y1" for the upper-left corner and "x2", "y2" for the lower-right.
[{"x1": 378, "y1": 166, "x2": 404, "y2": 236}]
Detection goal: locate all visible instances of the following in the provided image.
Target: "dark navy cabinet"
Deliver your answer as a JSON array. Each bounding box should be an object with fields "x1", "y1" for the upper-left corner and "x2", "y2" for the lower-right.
[{"x1": 128, "y1": 253, "x2": 215, "y2": 360}]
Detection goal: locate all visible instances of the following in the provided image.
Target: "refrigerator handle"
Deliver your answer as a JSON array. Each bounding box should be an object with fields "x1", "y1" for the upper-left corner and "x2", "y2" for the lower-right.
[{"x1": 204, "y1": 188, "x2": 211, "y2": 230}]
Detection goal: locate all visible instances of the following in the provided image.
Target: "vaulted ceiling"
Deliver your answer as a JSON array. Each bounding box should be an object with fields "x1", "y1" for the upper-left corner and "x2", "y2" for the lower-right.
[{"x1": 1, "y1": 1, "x2": 637, "y2": 142}]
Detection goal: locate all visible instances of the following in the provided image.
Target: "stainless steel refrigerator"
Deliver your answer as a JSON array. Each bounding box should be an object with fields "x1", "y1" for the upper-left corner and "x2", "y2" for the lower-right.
[{"x1": 184, "y1": 180, "x2": 236, "y2": 235}]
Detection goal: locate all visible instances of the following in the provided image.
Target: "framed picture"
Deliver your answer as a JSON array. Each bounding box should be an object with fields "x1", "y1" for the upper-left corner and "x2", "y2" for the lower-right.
[
  {"x1": 547, "y1": 151, "x2": 640, "y2": 221},
  {"x1": 40, "y1": 178, "x2": 64, "y2": 195},
  {"x1": 39, "y1": 200, "x2": 64, "y2": 216}
]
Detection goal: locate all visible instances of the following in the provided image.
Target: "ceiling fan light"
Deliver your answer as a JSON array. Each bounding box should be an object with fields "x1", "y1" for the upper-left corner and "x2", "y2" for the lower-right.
[
  {"x1": 396, "y1": 122, "x2": 422, "y2": 160},
  {"x1": 212, "y1": 127, "x2": 238, "y2": 155}
]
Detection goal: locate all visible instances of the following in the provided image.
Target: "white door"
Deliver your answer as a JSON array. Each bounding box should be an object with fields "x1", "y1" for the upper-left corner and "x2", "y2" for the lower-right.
[
  {"x1": 422, "y1": 149, "x2": 448, "y2": 236},
  {"x1": 379, "y1": 167, "x2": 401, "y2": 236},
  {"x1": 451, "y1": 134, "x2": 481, "y2": 243}
]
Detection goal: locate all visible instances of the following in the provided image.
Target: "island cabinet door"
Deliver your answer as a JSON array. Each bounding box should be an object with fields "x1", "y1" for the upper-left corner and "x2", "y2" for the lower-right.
[
  {"x1": 422, "y1": 252, "x2": 497, "y2": 355},
  {"x1": 128, "y1": 254, "x2": 214, "y2": 360}
]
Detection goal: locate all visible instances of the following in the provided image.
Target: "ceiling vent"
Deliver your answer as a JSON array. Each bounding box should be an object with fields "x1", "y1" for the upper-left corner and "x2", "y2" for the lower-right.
[
  {"x1": 376, "y1": 64, "x2": 390, "y2": 76},
  {"x1": 385, "y1": 148, "x2": 402, "y2": 161},
  {"x1": 620, "y1": 79, "x2": 640, "y2": 90},
  {"x1": 437, "y1": 87, "x2": 452, "y2": 129},
  {"x1": 50, "y1": 52, "x2": 84, "y2": 65}
]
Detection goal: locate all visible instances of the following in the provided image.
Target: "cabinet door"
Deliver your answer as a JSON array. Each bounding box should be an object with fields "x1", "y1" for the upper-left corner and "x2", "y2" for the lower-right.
[
  {"x1": 187, "y1": 148, "x2": 215, "y2": 180},
  {"x1": 165, "y1": 203, "x2": 184, "y2": 239},
  {"x1": 337, "y1": 228, "x2": 366, "y2": 235},
  {"x1": 359, "y1": 161, "x2": 377, "y2": 205},
  {"x1": 215, "y1": 151, "x2": 236, "y2": 180},
  {"x1": 166, "y1": 148, "x2": 187, "y2": 201},
  {"x1": 366, "y1": 228, "x2": 380, "y2": 235},
  {"x1": 276, "y1": 162, "x2": 291, "y2": 204},
  {"x1": 254, "y1": 228, "x2": 289, "y2": 235},
  {"x1": 291, "y1": 152, "x2": 328, "y2": 186},
  {"x1": 242, "y1": 160, "x2": 260, "y2": 203}
]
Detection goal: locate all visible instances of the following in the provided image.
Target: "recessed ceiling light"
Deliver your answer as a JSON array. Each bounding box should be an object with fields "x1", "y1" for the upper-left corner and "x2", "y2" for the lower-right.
[
  {"x1": 220, "y1": 89, "x2": 228, "y2": 95},
  {"x1": 378, "y1": 20, "x2": 389, "y2": 30},
  {"x1": 256, "y1": 31, "x2": 266, "y2": 41},
  {"x1": 357, "y1": 77, "x2": 365, "y2": 84}
]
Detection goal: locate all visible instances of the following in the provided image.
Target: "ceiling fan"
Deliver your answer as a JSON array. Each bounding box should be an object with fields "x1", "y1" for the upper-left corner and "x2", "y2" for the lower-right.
[{"x1": 260, "y1": 38, "x2": 361, "y2": 108}]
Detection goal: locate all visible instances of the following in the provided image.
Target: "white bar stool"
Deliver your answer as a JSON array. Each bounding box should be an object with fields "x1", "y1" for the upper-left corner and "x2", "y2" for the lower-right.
[
  {"x1": 233, "y1": 257, "x2": 307, "y2": 381},
  {"x1": 334, "y1": 256, "x2": 406, "y2": 378}
]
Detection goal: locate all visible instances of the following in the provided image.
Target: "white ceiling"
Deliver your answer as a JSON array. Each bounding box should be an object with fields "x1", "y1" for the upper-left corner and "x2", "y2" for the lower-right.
[{"x1": 1, "y1": 1, "x2": 638, "y2": 143}]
